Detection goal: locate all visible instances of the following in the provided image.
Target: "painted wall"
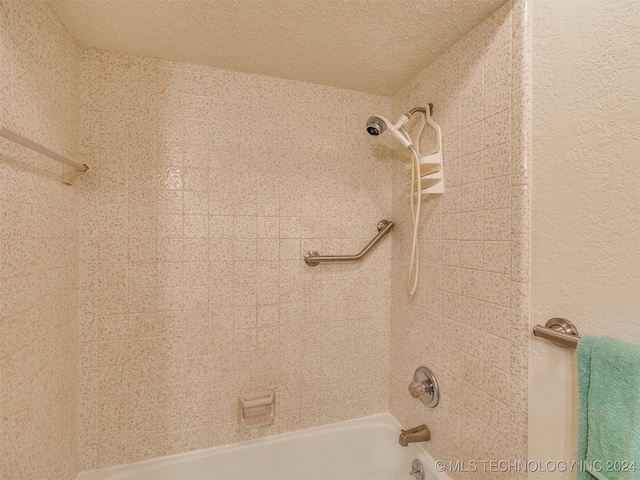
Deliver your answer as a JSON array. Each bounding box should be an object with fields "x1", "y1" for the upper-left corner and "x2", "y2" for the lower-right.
[
  {"x1": 529, "y1": 0, "x2": 640, "y2": 475},
  {"x1": 0, "y1": 1, "x2": 80, "y2": 478},
  {"x1": 388, "y1": 1, "x2": 532, "y2": 478},
  {"x1": 76, "y1": 50, "x2": 392, "y2": 470}
]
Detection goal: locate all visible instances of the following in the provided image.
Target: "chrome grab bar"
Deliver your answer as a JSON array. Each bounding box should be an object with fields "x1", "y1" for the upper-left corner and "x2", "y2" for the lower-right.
[
  {"x1": 304, "y1": 220, "x2": 394, "y2": 267},
  {"x1": 532, "y1": 318, "x2": 580, "y2": 348}
]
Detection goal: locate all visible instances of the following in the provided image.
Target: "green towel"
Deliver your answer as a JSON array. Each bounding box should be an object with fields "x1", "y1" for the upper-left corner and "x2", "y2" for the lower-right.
[{"x1": 577, "y1": 336, "x2": 640, "y2": 480}]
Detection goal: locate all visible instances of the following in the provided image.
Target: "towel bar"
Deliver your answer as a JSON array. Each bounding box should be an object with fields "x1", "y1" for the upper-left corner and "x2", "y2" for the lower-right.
[
  {"x1": 533, "y1": 318, "x2": 580, "y2": 348},
  {"x1": 1, "y1": 127, "x2": 89, "y2": 184}
]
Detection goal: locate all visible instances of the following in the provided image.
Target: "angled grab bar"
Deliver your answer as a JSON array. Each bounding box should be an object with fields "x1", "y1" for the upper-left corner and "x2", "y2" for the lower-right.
[{"x1": 304, "y1": 220, "x2": 394, "y2": 267}]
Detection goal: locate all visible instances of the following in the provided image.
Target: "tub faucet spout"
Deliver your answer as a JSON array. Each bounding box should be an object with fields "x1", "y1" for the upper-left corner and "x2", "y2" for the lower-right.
[{"x1": 399, "y1": 425, "x2": 431, "y2": 446}]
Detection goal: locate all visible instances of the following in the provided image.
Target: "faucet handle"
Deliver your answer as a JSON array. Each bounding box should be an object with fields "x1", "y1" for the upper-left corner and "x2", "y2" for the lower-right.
[
  {"x1": 408, "y1": 380, "x2": 426, "y2": 398},
  {"x1": 409, "y1": 367, "x2": 440, "y2": 408}
]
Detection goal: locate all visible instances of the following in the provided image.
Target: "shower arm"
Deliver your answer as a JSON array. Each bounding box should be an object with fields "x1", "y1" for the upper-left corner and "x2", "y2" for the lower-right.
[
  {"x1": 304, "y1": 220, "x2": 394, "y2": 267},
  {"x1": 407, "y1": 104, "x2": 433, "y2": 118},
  {"x1": 406, "y1": 103, "x2": 440, "y2": 154}
]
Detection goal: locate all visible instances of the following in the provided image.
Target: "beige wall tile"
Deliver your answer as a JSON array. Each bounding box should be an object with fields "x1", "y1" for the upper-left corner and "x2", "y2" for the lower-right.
[
  {"x1": 2, "y1": 1, "x2": 532, "y2": 476},
  {"x1": 0, "y1": 1, "x2": 80, "y2": 478},
  {"x1": 75, "y1": 50, "x2": 392, "y2": 470},
  {"x1": 390, "y1": 0, "x2": 530, "y2": 472}
]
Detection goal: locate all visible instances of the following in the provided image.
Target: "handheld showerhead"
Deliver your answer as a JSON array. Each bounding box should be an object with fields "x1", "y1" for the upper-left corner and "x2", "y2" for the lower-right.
[
  {"x1": 366, "y1": 116, "x2": 387, "y2": 136},
  {"x1": 365, "y1": 114, "x2": 413, "y2": 149},
  {"x1": 365, "y1": 105, "x2": 440, "y2": 296}
]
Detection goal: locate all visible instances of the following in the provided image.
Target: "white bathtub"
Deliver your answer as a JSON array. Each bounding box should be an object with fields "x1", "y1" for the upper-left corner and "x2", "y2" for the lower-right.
[{"x1": 77, "y1": 414, "x2": 450, "y2": 480}]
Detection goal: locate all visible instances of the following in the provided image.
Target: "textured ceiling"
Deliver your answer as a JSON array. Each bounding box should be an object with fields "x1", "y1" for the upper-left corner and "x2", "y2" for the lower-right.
[{"x1": 47, "y1": 0, "x2": 506, "y2": 96}]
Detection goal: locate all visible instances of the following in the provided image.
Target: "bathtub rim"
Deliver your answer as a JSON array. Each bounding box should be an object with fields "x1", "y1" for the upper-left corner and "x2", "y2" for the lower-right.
[{"x1": 76, "y1": 412, "x2": 449, "y2": 480}]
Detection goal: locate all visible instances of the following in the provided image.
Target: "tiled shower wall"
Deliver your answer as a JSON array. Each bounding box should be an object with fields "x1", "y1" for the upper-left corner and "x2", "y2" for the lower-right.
[
  {"x1": 389, "y1": 1, "x2": 530, "y2": 477},
  {"x1": 0, "y1": 1, "x2": 532, "y2": 476},
  {"x1": 0, "y1": 1, "x2": 80, "y2": 478},
  {"x1": 77, "y1": 50, "x2": 392, "y2": 470}
]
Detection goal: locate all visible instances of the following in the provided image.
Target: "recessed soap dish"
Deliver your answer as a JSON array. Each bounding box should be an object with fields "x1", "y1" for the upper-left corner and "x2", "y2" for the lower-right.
[{"x1": 238, "y1": 390, "x2": 275, "y2": 427}]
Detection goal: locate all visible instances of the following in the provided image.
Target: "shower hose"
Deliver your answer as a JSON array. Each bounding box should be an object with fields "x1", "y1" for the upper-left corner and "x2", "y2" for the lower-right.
[{"x1": 400, "y1": 114, "x2": 426, "y2": 296}]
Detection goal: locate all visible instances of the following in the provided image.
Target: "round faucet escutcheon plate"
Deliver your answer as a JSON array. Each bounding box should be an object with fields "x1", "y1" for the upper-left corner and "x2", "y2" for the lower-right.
[{"x1": 413, "y1": 366, "x2": 439, "y2": 408}]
